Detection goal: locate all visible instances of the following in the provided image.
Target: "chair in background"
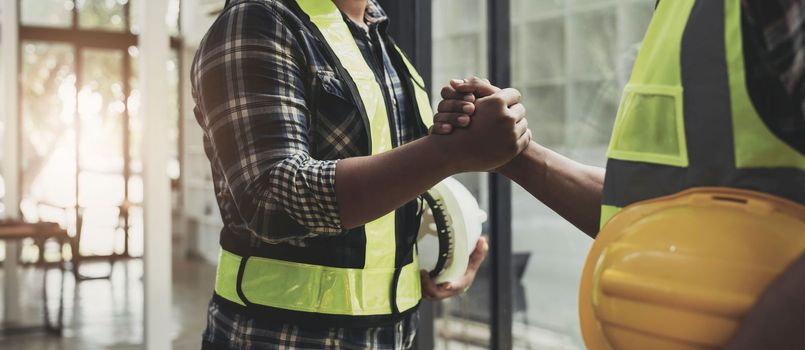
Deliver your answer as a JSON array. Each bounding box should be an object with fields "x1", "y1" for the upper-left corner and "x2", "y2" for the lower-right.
[
  {"x1": 0, "y1": 221, "x2": 68, "y2": 335},
  {"x1": 33, "y1": 202, "x2": 116, "y2": 281}
]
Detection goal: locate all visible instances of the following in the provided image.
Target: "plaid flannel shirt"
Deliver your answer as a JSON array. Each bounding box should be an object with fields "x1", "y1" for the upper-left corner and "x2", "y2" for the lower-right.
[
  {"x1": 192, "y1": 0, "x2": 420, "y2": 246},
  {"x1": 193, "y1": 0, "x2": 421, "y2": 349}
]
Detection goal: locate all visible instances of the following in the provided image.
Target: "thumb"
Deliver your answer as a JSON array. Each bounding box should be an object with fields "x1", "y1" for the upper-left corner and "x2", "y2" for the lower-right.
[{"x1": 450, "y1": 78, "x2": 500, "y2": 97}]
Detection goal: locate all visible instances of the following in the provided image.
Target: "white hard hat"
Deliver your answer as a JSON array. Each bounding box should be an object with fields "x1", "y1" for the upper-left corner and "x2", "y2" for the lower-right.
[{"x1": 417, "y1": 177, "x2": 486, "y2": 284}]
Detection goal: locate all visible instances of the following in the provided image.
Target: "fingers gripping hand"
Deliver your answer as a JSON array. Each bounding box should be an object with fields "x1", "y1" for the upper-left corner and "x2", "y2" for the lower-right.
[
  {"x1": 432, "y1": 77, "x2": 502, "y2": 135},
  {"x1": 431, "y1": 82, "x2": 476, "y2": 135},
  {"x1": 451, "y1": 77, "x2": 500, "y2": 98}
]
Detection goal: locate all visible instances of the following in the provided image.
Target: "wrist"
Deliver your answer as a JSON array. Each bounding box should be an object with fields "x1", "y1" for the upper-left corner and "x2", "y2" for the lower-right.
[
  {"x1": 499, "y1": 141, "x2": 548, "y2": 184},
  {"x1": 421, "y1": 135, "x2": 466, "y2": 175}
]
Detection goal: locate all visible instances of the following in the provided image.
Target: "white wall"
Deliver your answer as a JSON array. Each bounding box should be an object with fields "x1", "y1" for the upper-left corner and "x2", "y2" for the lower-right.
[
  {"x1": 1, "y1": 0, "x2": 22, "y2": 324},
  {"x1": 180, "y1": 0, "x2": 224, "y2": 264}
]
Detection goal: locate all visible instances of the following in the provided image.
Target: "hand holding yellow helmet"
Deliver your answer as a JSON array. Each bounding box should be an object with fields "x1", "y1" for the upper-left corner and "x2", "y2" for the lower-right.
[{"x1": 580, "y1": 188, "x2": 805, "y2": 350}]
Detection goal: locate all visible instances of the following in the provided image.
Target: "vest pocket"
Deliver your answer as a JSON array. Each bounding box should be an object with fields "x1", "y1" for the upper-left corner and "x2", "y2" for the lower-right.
[
  {"x1": 608, "y1": 84, "x2": 688, "y2": 167},
  {"x1": 309, "y1": 70, "x2": 365, "y2": 159}
]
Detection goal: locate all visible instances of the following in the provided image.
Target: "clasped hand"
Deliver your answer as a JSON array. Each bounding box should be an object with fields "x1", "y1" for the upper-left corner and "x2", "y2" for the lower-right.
[
  {"x1": 420, "y1": 78, "x2": 529, "y2": 300},
  {"x1": 427, "y1": 77, "x2": 531, "y2": 173}
]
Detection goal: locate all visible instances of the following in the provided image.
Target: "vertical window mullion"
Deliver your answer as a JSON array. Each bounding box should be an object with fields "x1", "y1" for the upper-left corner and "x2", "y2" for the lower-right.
[
  {"x1": 487, "y1": 0, "x2": 513, "y2": 349},
  {"x1": 408, "y1": 1, "x2": 435, "y2": 349}
]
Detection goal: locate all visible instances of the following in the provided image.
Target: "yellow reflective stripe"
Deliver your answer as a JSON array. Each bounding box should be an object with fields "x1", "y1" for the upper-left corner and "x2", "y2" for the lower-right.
[
  {"x1": 394, "y1": 46, "x2": 434, "y2": 129},
  {"x1": 215, "y1": 249, "x2": 421, "y2": 315},
  {"x1": 394, "y1": 46, "x2": 425, "y2": 88},
  {"x1": 413, "y1": 86, "x2": 434, "y2": 129},
  {"x1": 724, "y1": 0, "x2": 805, "y2": 171},
  {"x1": 607, "y1": 0, "x2": 694, "y2": 168},
  {"x1": 214, "y1": 249, "x2": 246, "y2": 306},
  {"x1": 627, "y1": 0, "x2": 694, "y2": 87},
  {"x1": 296, "y1": 0, "x2": 338, "y2": 17},
  {"x1": 600, "y1": 205, "x2": 622, "y2": 230},
  {"x1": 365, "y1": 212, "x2": 396, "y2": 268},
  {"x1": 298, "y1": 0, "x2": 396, "y2": 270}
]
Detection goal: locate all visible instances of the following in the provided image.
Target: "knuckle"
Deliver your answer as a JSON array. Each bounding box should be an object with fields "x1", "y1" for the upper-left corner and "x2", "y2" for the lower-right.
[
  {"x1": 503, "y1": 114, "x2": 516, "y2": 126},
  {"x1": 490, "y1": 97, "x2": 506, "y2": 109}
]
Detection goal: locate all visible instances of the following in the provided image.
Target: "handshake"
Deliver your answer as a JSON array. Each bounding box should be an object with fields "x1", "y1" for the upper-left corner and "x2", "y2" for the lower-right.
[{"x1": 428, "y1": 77, "x2": 531, "y2": 173}]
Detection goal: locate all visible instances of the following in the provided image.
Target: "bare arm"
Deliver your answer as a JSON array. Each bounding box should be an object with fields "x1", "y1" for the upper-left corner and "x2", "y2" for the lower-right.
[
  {"x1": 336, "y1": 136, "x2": 454, "y2": 228},
  {"x1": 498, "y1": 142, "x2": 604, "y2": 237},
  {"x1": 338, "y1": 89, "x2": 531, "y2": 229},
  {"x1": 436, "y1": 78, "x2": 604, "y2": 236}
]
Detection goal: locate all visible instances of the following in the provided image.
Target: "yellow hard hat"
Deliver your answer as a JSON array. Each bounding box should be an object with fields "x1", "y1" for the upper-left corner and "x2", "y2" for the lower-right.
[{"x1": 580, "y1": 188, "x2": 805, "y2": 350}]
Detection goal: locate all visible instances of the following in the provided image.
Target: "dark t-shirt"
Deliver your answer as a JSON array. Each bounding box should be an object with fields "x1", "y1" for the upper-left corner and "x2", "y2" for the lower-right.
[
  {"x1": 741, "y1": 0, "x2": 805, "y2": 153},
  {"x1": 656, "y1": 0, "x2": 804, "y2": 153}
]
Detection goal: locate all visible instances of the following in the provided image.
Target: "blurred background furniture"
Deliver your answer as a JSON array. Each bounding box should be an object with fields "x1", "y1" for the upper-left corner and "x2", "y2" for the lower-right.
[
  {"x1": 0, "y1": 221, "x2": 68, "y2": 335},
  {"x1": 30, "y1": 202, "x2": 122, "y2": 281}
]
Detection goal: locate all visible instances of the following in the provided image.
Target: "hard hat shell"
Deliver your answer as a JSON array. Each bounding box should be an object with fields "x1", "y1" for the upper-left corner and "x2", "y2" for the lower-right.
[
  {"x1": 417, "y1": 177, "x2": 484, "y2": 284},
  {"x1": 580, "y1": 188, "x2": 805, "y2": 350}
]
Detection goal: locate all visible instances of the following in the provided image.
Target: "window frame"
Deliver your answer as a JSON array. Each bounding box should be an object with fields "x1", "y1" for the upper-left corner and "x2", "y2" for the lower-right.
[
  {"x1": 16, "y1": 0, "x2": 184, "y2": 260},
  {"x1": 381, "y1": 1, "x2": 514, "y2": 349}
]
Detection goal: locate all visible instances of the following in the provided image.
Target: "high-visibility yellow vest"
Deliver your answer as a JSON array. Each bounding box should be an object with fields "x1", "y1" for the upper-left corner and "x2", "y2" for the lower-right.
[
  {"x1": 214, "y1": 0, "x2": 435, "y2": 327},
  {"x1": 598, "y1": 0, "x2": 805, "y2": 226},
  {"x1": 581, "y1": 0, "x2": 805, "y2": 349}
]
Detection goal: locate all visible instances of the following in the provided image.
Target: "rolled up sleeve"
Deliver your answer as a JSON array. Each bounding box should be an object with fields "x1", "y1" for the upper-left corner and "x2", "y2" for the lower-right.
[{"x1": 192, "y1": 3, "x2": 343, "y2": 242}]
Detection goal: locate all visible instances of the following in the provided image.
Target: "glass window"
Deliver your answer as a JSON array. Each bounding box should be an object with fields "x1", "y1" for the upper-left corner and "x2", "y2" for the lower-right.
[
  {"x1": 431, "y1": 0, "x2": 490, "y2": 348},
  {"x1": 20, "y1": 41, "x2": 76, "y2": 209},
  {"x1": 15, "y1": 0, "x2": 182, "y2": 262},
  {"x1": 18, "y1": 42, "x2": 149, "y2": 258},
  {"x1": 77, "y1": 48, "x2": 127, "y2": 256},
  {"x1": 510, "y1": 0, "x2": 655, "y2": 348},
  {"x1": 21, "y1": 0, "x2": 74, "y2": 28},
  {"x1": 19, "y1": 41, "x2": 76, "y2": 225},
  {"x1": 77, "y1": 0, "x2": 127, "y2": 31}
]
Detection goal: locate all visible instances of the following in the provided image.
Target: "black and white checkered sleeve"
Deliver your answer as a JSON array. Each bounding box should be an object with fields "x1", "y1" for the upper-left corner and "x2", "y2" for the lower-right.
[{"x1": 192, "y1": 3, "x2": 343, "y2": 240}]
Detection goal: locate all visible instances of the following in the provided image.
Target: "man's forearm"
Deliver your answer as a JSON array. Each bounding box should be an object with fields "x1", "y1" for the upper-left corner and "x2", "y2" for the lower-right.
[
  {"x1": 500, "y1": 141, "x2": 605, "y2": 237},
  {"x1": 336, "y1": 135, "x2": 456, "y2": 229}
]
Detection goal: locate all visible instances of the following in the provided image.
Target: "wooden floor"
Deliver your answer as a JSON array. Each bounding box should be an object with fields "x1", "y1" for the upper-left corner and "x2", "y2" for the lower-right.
[{"x1": 0, "y1": 258, "x2": 215, "y2": 350}]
